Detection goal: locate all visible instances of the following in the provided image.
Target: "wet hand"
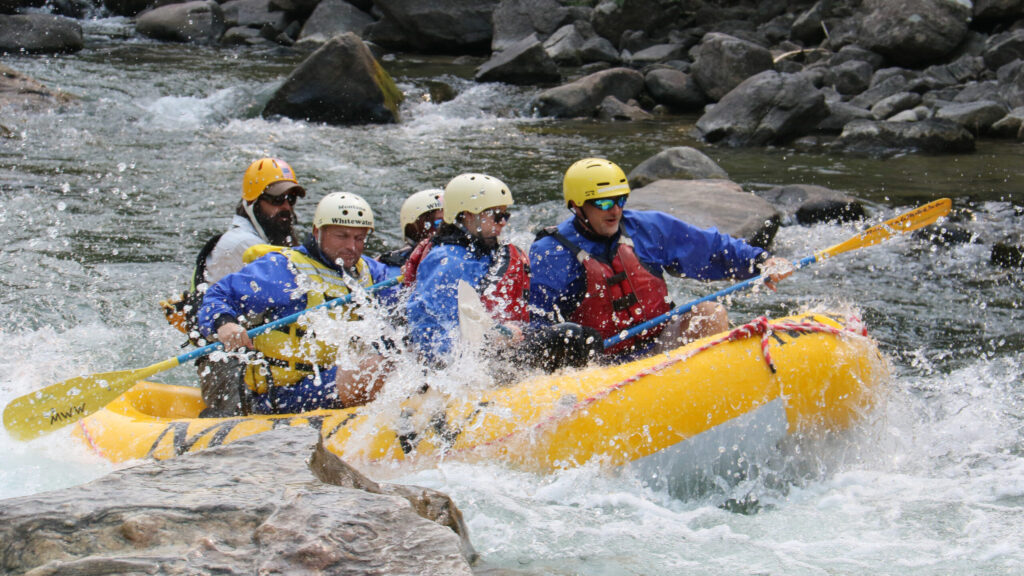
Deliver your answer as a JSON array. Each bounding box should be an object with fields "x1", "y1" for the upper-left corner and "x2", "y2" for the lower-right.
[
  {"x1": 216, "y1": 322, "x2": 252, "y2": 351},
  {"x1": 761, "y1": 257, "x2": 795, "y2": 291}
]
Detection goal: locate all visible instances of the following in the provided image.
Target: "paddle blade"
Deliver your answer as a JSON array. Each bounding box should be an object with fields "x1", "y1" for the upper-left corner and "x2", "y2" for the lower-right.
[
  {"x1": 3, "y1": 359, "x2": 177, "y2": 441},
  {"x1": 816, "y1": 198, "x2": 952, "y2": 261}
]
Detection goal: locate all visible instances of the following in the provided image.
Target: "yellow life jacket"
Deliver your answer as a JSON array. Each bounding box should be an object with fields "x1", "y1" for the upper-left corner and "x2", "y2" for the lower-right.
[{"x1": 244, "y1": 248, "x2": 374, "y2": 394}]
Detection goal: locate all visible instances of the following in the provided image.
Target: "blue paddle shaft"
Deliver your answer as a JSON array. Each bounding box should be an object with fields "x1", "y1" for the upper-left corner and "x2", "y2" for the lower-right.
[
  {"x1": 175, "y1": 276, "x2": 401, "y2": 365},
  {"x1": 601, "y1": 255, "x2": 816, "y2": 350}
]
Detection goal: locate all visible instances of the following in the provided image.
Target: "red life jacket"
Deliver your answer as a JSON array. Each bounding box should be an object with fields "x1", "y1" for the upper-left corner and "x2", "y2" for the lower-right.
[
  {"x1": 544, "y1": 228, "x2": 672, "y2": 355},
  {"x1": 403, "y1": 238, "x2": 531, "y2": 323}
]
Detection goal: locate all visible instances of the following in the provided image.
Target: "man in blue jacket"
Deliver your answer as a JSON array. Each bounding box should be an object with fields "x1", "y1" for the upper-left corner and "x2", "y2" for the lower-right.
[
  {"x1": 199, "y1": 192, "x2": 391, "y2": 414},
  {"x1": 529, "y1": 158, "x2": 791, "y2": 360}
]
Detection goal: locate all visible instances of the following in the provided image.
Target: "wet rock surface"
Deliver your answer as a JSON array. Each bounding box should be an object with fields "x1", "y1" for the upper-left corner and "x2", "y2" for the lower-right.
[{"x1": 0, "y1": 427, "x2": 475, "y2": 575}]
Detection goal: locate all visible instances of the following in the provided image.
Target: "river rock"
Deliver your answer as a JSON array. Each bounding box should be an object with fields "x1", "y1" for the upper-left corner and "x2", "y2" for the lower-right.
[
  {"x1": 627, "y1": 146, "x2": 728, "y2": 188},
  {"x1": 296, "y1": 0, "x2": 374, "y2": 47},
  {"x1": 543, "y1": 22, "x2": 585, "y2": 65},
  {"x1": 857, "y1": 0, "x2": 971, "y2": 68},
  {"x1": 832, "y1": 118, "x2": 976, "y2": 156},
  {"x1": 982, "y1": 29, "x2": 1024, "y2": 72},
  {"x1": 628, "y1": 42, "x2": 687, "y2": 66},
  {"x1": 136, "y1": 1, "x2": 226, "y2": 45},
  {"x1": 759, "y1": 184, "x2": 865, "y2": 225},
  {"x1": 629, "y1": 179, "x2": 780, "y2": 248},
  {"x1": 817, "y1": 99, "x2": 874, "y2": 132},
  {"x1": 989, "y1": 105, "x2": 1024, "y2": 138},
  {"x1": 596, "y1": 95, "x2": 651, "y2": 121},
  {"x1": 0, "y1": 64, "x2": 75, "y2": 111},
  {"x1": 643, "y1": 67, "x2": 707, "y2": 112},
  {"x1": 691, "y1": 32, "x2": 774, "y2": 102},
  {"x1": 475, "y1": 33, "x2": 560, "y2": 85},
  {"x1": 935, "y1": 100, "x2": 1009, "y2": 135},
  {"x1": 531, "y1": 66, "x2": 644, "y2": 118},
  {"x1": 991, "y1": 242, "x2": 1024, "y2": 268},
  {"x1": 847, "y1": 73, "x2": 910, "y2": 110},
  {"x1": 490, "y1": 0, "x2": 568, "y2": 52},
  {"x1": 0, "y1": 427, "x2": 475, "y2": 575},
  {"x1": 220, "y1": 0, "x2": 287, "y2": 32},
  {"x1": 0, "y1": 13, "x2": 83, "y2": 54},
  {"x1": 591, "y1": 0, "x2": 679, "y2": 49},
  {"x1": 369, "y1": 0, "x2": 499, "y2": 53},
  {"x1": 263, "y1": 32, "x2": 403, "y2": 125},
  {"x1": 695, "y1": 70, "x2": 829, "y2": 147},
  {"x1": 831, "y1": 59, "x2": 874, "y2": 96},
  {"x1": 870, "y1": 91, "x2": 922, "y2": 120},
  {"x1": 997, "y1": 60, "x2": 1024, "y2": 109}
]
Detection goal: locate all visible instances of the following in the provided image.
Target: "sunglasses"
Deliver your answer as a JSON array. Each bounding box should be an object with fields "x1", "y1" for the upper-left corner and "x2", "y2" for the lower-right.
[
  {"x1": 586, "y1": 196, "x2": 627, "y2": 211},
  {"x1": 483, "y1": 209, "x2": 511, "y2": 223},
  {"x1": 261, "y1": 192, "x2": 299, "y2": 206}
]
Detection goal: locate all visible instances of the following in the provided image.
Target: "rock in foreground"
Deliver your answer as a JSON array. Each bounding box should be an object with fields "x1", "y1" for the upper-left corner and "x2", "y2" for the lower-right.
[{"x1": 0, "y1": 427, "x2": 474, "y2": 575}]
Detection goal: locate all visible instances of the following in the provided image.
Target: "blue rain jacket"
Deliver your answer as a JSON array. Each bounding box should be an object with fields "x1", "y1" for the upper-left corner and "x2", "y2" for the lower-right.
[{"x1": 528, "y1": 210, "x2": 767, "y2": 325}]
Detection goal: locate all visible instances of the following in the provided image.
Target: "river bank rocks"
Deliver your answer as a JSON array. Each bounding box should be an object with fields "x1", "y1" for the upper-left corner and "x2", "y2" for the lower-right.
[
  {"x1": 6, "y1": 0, "x2": 1024, "y2": 153},
  {"x1": 0, "y1": 427, "x2": 475, "y2": 575}
]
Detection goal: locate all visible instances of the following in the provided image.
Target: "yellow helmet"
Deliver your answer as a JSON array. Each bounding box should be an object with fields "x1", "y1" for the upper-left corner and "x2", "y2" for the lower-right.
[
  {"x1": 241, "y1": 158, "x2": 305, "y2": 202},
  {"x1": 442, "y1": 173, "x2": 514, "y2": 224},
  {"x1": 562, "y1": 158, "x2": 629, "y2": 208},
  {"x1": 313, "y1": 192, "x2": 374, "y2": 230},
  {"x1": 400, "y1": 188, "x2": 444, "y2": 231}
]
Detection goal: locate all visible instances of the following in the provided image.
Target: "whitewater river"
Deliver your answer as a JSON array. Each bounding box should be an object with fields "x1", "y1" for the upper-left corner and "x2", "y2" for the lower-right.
[{"x1": 2, "y1": 19, "x2": 1023, "y2": 574}]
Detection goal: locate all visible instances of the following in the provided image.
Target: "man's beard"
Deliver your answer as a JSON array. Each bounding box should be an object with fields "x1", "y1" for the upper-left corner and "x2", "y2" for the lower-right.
[{"x1": 255, "y1": 206, "x2": 297, "y2": 246}]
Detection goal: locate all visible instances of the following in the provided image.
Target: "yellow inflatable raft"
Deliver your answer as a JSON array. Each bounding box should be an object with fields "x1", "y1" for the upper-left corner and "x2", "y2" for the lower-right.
[{"x1": 73, "y1": 311, "x2": 886, "y2": 476}]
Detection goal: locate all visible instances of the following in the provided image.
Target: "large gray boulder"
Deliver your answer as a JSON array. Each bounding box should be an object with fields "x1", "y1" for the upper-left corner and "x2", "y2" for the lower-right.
[
  {"x1": 490, "y1": 0, "x2": 568, "y2": 52},
  {"x1": 858, "y1": 0, "x2": 971, "y2": 68},
  {"x1": 643, "y1": 67, "x2": 706, "y2": 112},
  {"x1": 935, "y1": 100, "x2": 1010, "y2": 135},
  {"x1": 531, "y1": 67, "x2": 644, "y2": 118},
  {"x1": 136, "y1": 0, "x2": 226, "y2": 44},
  {"x1": 591, "y1": 0, "x2": 678, "y2": 49},
  {"x1": 476, "y1": 33, "x2": 561, "y2": 85},
  {"x1": 691, "y1": 32, "x2": 773, "y2": 102},
  {"x1": 0, "y1": 14, "x2": 82, "y2": 53},
  {"x1": 0, "y1": 427, "x2": 475, "y2": 575},
  {"x1": 297, "y1": 0, "x2": 374, "y2": 47},
  {"x1": 263, "y1": 32, "x2": 403, "y2": 125},
  {"x1": 759, "y1": 184, "x2": 866, "y2": 225},
  {"x1": 629, "y1": 179, "x2": 780, "y2": 248},
  {"x1": 833, "y1": 118, "x2": 976, "y2": 156},
  {"x1": 627, "y1": 147, "x2": 728, "y2": 189},
  {"x1": 369, "y1": 0, "x2": 499, "y2": 53},
  {"x1": 695, "y1": 70, "x2": 829, "y2": 147}
]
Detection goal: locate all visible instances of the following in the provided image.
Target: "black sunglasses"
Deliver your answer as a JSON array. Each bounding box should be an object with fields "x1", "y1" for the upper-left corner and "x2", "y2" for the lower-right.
[
  {"x1": 261, "y1": 192, "x2": 299, "y2": 206},
  {"x1": 586, "y1": 196, "x2": 627, "y2": 211},
  {"x1": 483, "y1": 208, "x2": 511, "y2": 223}
]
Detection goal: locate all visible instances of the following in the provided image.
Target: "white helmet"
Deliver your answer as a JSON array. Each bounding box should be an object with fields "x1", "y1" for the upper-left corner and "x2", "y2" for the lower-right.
[
  {"x1": 400, "y1": 188, "x2": 444, "y2": 231},
  {"x1": 442, "y1": 173, "x2": 514, "y2": 224},
  {"x1": 313, "y1": 193, "x2": 374, "y2": 230}
]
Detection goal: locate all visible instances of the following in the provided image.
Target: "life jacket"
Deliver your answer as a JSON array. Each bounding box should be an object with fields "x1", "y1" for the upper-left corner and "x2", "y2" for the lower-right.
[
  {"x1": 540, "y1": 227, "x2": 671, "y2": 355},
  {"x1": 403, "y1": 237, "x2": 531, "y2": 324},
  {"x1": 244, "y1": 248, "x2": 375, "y2": 394},
  {"x1": 159, "y1": 233, "x2": 223, "y2": 341}
]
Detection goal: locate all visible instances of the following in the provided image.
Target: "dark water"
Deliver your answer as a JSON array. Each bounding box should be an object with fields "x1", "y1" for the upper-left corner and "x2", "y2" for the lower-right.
[{"x1": 1, "y1": 20, "x2": 1023, "y2": 574}]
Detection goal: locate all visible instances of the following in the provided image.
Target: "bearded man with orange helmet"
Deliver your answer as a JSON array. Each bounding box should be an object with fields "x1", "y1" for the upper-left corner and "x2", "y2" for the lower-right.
[
  {"x1": 529, "y1": 158, "x2": 792, "y2": 360},
  {"x1": 198, "y1": 192, "x2": 390, "y2": 414}
]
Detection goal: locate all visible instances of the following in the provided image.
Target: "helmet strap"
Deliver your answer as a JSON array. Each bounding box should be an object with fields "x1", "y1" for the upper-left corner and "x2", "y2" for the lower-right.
[
  {"x1": 243, "y1": 200, "x2": 269, "y2": 242},
  {"x1": 571, "y1": 204, "x2": 598, "y2": 236}
]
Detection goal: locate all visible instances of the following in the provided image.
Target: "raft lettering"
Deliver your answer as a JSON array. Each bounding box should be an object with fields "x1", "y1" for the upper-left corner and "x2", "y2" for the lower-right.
[
  {"x1": 147, "y1": 415, "x2": 339, "y2": 458},
  {"x1": 49, "y1": 403, "x2": 86, "y2": 425}
]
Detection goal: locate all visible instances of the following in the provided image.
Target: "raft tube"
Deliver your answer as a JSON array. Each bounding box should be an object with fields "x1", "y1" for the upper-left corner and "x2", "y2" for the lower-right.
[{"x1": 74, "y1": 312, "x2": 887, "y2": 475}]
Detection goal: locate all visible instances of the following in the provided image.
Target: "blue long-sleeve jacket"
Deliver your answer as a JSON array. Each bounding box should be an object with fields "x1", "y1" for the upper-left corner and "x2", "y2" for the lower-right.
[
  {"x1": 406, "y1": 242, "x2": 501, "y2": 363},
  {"x1": 198, "y1": 245, "x2": 388, "y2": 337},
  {"x1": 528, "y1": 210, "x2": 767, "y2": 325}
]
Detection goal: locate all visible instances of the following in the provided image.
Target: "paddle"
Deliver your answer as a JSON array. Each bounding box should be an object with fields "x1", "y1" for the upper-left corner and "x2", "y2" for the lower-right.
[
  {"x1": 602, "y1": 198, "x2": 953, "y2": 350},
  {"x1": 2, "y1": 276, "x2": 402, "y2": 441}
]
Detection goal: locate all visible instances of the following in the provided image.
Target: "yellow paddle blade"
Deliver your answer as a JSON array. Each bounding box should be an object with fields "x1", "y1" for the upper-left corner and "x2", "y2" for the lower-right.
[
  {"x1": 2, "y1": 358, "x2": 179, "y2": 441},
  {"x1": 815, "y1": 198, "x2": 952, "y2": 261}
]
